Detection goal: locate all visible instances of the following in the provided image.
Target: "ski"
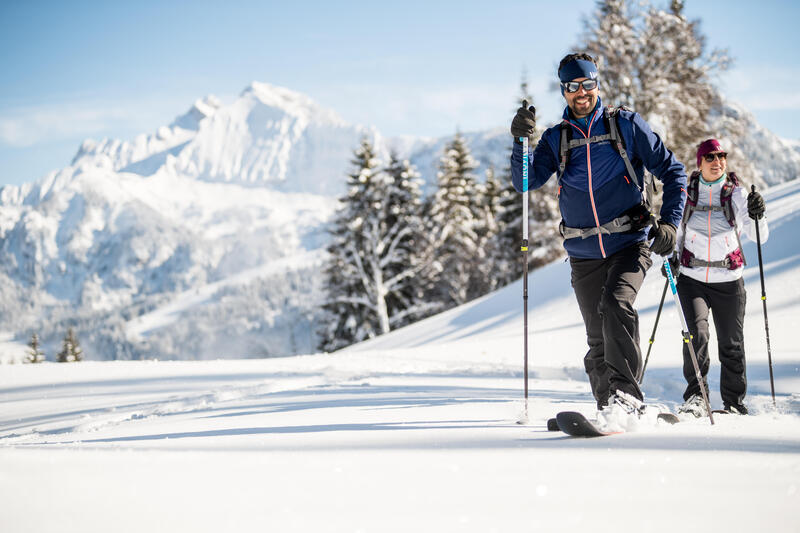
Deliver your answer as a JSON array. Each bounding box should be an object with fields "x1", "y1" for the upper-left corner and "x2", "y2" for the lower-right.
[
  {"x1": 659, "y1": 412, "x2": 680, "y2": 424},
  {"x1": 555, "y1": 411, "x2": 680, "y2": 437},
  {"x1": 556, "y1": 411, "x2": 621, "y2": 437}
]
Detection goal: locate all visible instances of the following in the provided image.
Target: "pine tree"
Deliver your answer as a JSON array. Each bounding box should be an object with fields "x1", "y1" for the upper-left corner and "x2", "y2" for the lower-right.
[
  {"x1": 581, "y1": 0, "x2": 642, "y2": 109},
  {"x1": 57, "y1": 328, "x2": 83, "y2": 362},
  {"x1": 639, "y1": 0, "x2": 731, "y2": 167},
  {"x1": 473, "y1": 166, "x2": 503, "y2": 293},
  {"x1": 382, "y1": 152, "x2": 440, "y2": 326},
  {"x1": 318, "y1": 141, "x2": 436, "y2": 352},
  {"x1": 579, "y1": 0, "x2": 731, "y2": 171},
  {"x1": 26, "y1": 333, "x2": 46, "y2": 364},
  {"x1": 426, "y1": 133, "x2": 482, "y2": 307}
]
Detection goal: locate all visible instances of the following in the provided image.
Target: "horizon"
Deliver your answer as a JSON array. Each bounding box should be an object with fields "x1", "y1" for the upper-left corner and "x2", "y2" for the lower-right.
[{"x1": 1, "y1": 0, "x2": 797, "y2": 187}]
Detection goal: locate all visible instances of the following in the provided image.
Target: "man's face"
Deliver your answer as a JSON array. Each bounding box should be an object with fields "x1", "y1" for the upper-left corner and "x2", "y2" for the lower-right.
[{"x1": 564, "y1": 77, "x2": 599, "y2": 119}]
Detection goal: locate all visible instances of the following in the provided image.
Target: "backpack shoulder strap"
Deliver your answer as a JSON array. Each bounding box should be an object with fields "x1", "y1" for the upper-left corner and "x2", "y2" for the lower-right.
[
  {"x1": 686, "y1": 171, "x2": 700, "y2": 206},
  {"x1": 719, "y1": 172, "x2": 738, "y2": 227},
  {"x1": 557, "y1": 120, "x2": 571, "y2": 182},
  {"x1": 677, "y1": 171, "x2": 702, "y2": 257},
  {"x1": 606, "y1": 107, "x2": 642, "y2": 192},
  {"x1": 722, "y1": 171, "x2": 747, "y2": 265}
]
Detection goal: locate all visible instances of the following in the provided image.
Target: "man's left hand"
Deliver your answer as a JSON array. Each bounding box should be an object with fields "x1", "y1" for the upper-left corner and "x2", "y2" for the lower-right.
[{"x1": 648, "y1": 221, "x2": 677, "y2": 256}]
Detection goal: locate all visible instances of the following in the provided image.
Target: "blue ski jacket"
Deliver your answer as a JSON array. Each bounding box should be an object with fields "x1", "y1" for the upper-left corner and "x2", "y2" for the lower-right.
[{"x1": 511, "y1": 98, "x2": 687, "y2": 259}]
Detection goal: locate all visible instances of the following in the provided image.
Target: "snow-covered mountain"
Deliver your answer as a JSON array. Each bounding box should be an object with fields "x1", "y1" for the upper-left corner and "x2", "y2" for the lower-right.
[
  {"x1": 0, "y1": 83, "x2": 375, "y2": 361},
  {"x1": 0, "y1": 82, "x2": 797, "y2": 361}
]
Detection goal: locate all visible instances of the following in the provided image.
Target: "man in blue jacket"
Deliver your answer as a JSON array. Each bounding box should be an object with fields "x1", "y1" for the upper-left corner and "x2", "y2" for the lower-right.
[{"x1": 510, "y1": 53, "x2": 687, "y2": 417}]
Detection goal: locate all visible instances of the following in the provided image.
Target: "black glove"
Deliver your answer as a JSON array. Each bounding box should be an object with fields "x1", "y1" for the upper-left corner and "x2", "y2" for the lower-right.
[
  {"x1": 648, "y1": 220, "x2": 677, "y2": 256},
  {"x1": 747, "y1": 191, "x2": 765, "y2": 219},
  {"x1": 510, "y1": 100, "x2": 536, "y2": 143},
  {"x1": 660, "y1": 254, "x2": 680, "y2": 278}
]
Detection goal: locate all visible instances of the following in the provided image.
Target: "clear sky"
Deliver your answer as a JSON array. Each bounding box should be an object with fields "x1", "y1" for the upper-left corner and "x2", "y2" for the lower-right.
[{"x1": 1, "y1": 0, "x2": 797, "y2": 187}]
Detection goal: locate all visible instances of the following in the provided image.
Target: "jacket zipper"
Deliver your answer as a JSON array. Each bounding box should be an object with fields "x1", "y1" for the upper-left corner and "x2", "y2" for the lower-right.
[
  {"x1": 705, "y1": 182, "x2": 712, "y2": 282},
  {"x1": 571, "y1": 109, "x2": 605, "y2": 257}
]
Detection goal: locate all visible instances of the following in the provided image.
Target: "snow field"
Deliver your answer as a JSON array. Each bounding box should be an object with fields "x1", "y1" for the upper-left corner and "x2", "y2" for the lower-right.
[{"x1": 2, "y1": 179, "x2": 800, "y2": 531}]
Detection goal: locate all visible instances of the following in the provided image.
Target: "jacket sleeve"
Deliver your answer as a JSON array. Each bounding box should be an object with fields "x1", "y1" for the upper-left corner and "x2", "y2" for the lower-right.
[
  {"x1": 629, "y1": 113, "x2": 687, "y2": 228},
  {"x1": 510, "y1": 133, "x2": 558, "y2": 193},
  {"x1": 733, "y1": 186, "x2": 769, "y2": 244}
]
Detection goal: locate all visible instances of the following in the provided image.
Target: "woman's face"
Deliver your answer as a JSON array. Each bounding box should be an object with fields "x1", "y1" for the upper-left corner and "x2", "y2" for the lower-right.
[{"x1": 699, "y1": 151, "x2": 727, "y2": 181}]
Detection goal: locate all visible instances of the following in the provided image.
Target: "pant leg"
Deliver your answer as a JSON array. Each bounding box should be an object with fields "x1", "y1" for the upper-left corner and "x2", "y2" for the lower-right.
[
  {"x1": 600, "y1": 242, "x2": 652, "y2": 402},
  {"x1": 570, "y1": 256, "x2": 609, "y2": 408},
  {"x1": 708, "y1": 278, "x2": 747, "y2": 407},
  {"x1": 677, "y1": 276, "x2": 711, "y2": 401}
]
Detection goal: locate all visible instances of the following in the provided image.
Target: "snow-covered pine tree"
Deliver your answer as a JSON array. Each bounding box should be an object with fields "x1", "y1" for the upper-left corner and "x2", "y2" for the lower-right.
[
  {"x1": 473, "y1": 165, "x2": 503, "y2": 293},
  {"x1": 319, "y1": 139, "x2": 385, "y2": 351},
  {"x1": 493, "y1": 175, "x2": 524, "y2": 287},
  {"x1": 639, "y1": 0, "x2": 732, "y2": 167},
  {"x1": 579, "y1": 0, "x2": 732, "y2": 172},
  {"x1": 426, "y1": 133, "x2": 483, "y2": 307},
  {"x1": 581, "y1": 0, "x2": 642, "y2": 110},
  {"x1": 26, "y1": 333, "x2": 45, "y2": 363},
  {"x1": 57, "y1": 328, "x2": 83, "y2": 362},
  {"x1": 382, "y1": 152, "x2": 441, "y2": 327},
  {"x1": 318, "y1": 141, "x2": 437, "y2": 352}
]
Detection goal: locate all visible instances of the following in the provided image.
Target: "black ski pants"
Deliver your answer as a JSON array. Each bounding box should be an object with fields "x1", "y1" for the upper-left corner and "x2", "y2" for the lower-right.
[
  {"x1": 676, "y1": 275, "x2": 747, "y2": 408},
  {"x1": 570, "y1": 242, "x2": 652, "y2": 409}
]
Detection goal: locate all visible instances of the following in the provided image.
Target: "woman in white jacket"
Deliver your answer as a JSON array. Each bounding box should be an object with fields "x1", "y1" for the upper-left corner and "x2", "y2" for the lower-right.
[{"x1": 670, "y1": 139, "x2": 768, "y2": 416}]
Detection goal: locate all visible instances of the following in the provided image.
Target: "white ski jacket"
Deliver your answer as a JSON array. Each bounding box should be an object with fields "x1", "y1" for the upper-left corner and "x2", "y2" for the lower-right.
[{"x1": 676, "y1": 174, "x2": 769, "y2": 284}]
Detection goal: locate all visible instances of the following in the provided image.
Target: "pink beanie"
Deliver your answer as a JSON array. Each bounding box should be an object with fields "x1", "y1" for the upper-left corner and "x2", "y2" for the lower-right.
[{"x1": 696, "y1": 139, "x2": 724, "y2": 168}]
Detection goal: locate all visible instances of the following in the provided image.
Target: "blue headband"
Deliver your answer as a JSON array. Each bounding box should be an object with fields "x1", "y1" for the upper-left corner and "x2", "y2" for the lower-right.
[{"x1": 558, "y1": 59, "x2": 598, "y2": 83}]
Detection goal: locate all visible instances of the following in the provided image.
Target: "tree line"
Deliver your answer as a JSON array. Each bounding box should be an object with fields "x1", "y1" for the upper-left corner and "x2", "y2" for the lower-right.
[{"x1": 318, "y1": 112, "x2": 561, "y2": 352}]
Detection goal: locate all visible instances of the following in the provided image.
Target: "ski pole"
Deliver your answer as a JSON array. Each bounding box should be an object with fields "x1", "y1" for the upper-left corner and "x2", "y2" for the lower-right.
[
  {"x1": 639, "y1": 278, "x2": 668, "y2": 384},
  {"x1": 752, "y1": 185, "x2": 776, "y2": 406},
  {"x1": 657, "y1": 220, "x2": 714, "y2": 425},
  {"x1": 519, "y1": 128, "x2": 530, "y2": 423}
]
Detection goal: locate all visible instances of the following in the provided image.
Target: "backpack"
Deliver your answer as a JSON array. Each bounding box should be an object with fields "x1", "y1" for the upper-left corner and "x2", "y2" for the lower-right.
[
  {"x1": 556, "y1": 106, "x2": 654, "y2": 239},
  {"x1": 677, "y1": 171, "x2": 746, "y2": 270}
]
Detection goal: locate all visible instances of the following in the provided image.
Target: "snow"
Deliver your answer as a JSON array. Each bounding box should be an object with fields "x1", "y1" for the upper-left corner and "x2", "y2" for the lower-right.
[{"x1": 2, "y1": 180, "x2": 800, "y2": 532}]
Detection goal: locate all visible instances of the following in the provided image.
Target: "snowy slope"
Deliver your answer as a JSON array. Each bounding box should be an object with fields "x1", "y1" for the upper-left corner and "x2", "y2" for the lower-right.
[{"x1": 1, "y1": 179, "x2": 799, "y2": 532}]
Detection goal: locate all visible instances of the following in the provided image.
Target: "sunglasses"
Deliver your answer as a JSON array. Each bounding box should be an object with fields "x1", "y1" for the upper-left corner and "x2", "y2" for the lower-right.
[
  {"x1": 562, "y1": 79, "x2": 598, "y2": 93},
  {"x1": 703, "y1": 152, "x2": 727, "y2": 163}
]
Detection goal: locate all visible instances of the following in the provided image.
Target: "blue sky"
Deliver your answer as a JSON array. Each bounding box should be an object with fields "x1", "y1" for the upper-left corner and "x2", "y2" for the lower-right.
[{"x1": 1, "y1": 0, "x2": 797, "y2": 187}]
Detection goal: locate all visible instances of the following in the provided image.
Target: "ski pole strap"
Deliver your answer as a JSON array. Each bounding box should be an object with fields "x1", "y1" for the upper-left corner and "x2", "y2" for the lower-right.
[{"x1": 559, "y1": 213, "x2": 632, "y2": 240}]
